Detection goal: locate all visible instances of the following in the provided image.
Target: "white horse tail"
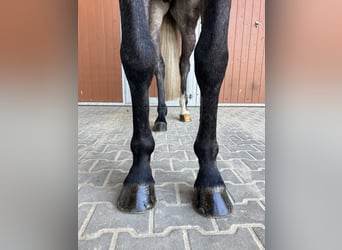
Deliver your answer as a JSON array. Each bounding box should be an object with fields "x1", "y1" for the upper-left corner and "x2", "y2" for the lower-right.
[{"x1": 160, "y1": 12, "x2": 181, "y2": 101}]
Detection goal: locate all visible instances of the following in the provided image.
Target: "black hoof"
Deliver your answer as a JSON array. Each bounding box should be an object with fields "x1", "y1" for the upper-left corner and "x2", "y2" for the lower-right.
[
  {"x1": 193, "y1": 186, "x2": 233, "y2": 217},
  {"x1": 117, "y1": 184, "x2": 156, "y2": 213},
  {"x1": 152, "y1": 121, "x2": 167, "y2": 132}
]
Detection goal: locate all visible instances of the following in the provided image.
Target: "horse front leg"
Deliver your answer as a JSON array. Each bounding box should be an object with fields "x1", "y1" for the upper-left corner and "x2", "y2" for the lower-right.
[
  {"x1": 192, "y1": 0, "x2": 233, "y2": 217},
  {"x1": 117, "y1": 0, "x2": 157, "y2": 213}
]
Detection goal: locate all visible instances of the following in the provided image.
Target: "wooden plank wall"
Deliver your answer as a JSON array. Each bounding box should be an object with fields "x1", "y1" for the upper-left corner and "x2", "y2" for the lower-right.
[
  {"x1": 78, "y1": 0, "x2": 265, "y2": 104},
  {"x1": 78, "y1": 0, "x2": 122, "y2": 102},
  {"x1": 219, "y1": 0, "x2": 265, "y2": 103}
]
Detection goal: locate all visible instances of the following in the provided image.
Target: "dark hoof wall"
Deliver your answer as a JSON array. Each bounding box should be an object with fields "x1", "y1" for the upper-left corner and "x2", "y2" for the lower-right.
[
  {"x1": 152, "y1": 122, "x2": 167, "y2": 132},
  {"x1": 180, "y1": 114, "x2": 191, "y2": 122},
  {"x1": 117, "y1": 184, "x2": 156, "y2": 213},
  {"x1": 193, "y1": 186, "x2": 233, "y2": 217}
]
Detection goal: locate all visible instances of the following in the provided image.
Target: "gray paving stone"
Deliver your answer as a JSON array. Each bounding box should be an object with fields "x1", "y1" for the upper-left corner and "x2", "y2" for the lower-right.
[
  {"x1": 116, "y1": 230, "x2": 185, "y2": 250},
  {"x1": 253, "y1": 227, "x2": 265, "y2": 246},
  {"x1": 78, "y1": 233, "x2": 113, "y2": 250},
  {"x1": 169, "y1": 143, "x2": 193, "y2": 152},
  {"x1": 154, "y1": 203, "x2": 214, "y2": 233},
  {"x1": 219, "y1": 151, "x2": 256, "y2": 161},
  {"x1": 82, "y1": 151, "x2": 117, "y2": 161},
  {"x1": 105, "y1": 170, "x2": 128, "y2": 187},
  {"x1": 184, "y1": 150, "x2": 197, "y2": 160},
  {"x1": 217, "y1": 159, "x2": 250, "y2": 171},
  {"x1": 155, "y1": 184, "x2": 177, "y2": 204},
  {"x1": 78, "y1": 106, "x2": 265, "y2": 249},
  {"x1": 172, "y1": 159, "x2": 199, "y2": 170},
  {"x1": 247, "y1": 151, "x2": 265, "y2": 160},
  {"x1": 188, "y1": 228, "x2": 260, "y2": 250},
  {"x1": 251, "y1": 144, "x2": 265, "y2": 152},
  {"x1": 220, "y1": 169, "x2": 243, "y2": 184},
  {"x1": 226, "y1": 183, "x2": 264, "y2": 203},
  {"x1": 236, "y1": 169, "x2": 265, "y2": 183},
  {"x1": 78, "y1": 137, "x2": 98, "y2": 145},
  {"x1": 78, "y1": 204, "x2": 93, "y2": 231},
  {"x1": 152, "y1": 150, "x2": 187, "y2": 161},
  {"x1": 78, "y1": 170, "x2": 110, "y2": 186},
  {"x1": 79, "y1": 159, "x2": 97, "y2": 172},
  {"x1": 234, "y1": 139, "x2": 262, "y2": 146},
  {"x1": 116, "y1": 150, "x2": 132, "y2": 161},
  {"x1": 104, "y1": 144, "x2": 130, "y2": 152},
  {"x1": 178, "y1": 183, "x2": 193, "y2": 204},
  {"x1": 241, "y1": 159, "x2": 265, "y2": 170},
  {"x1": 224, "y1": 144, "x2": 257, "y2": 152},
  {"x1": 154, "y1": 169, "x2": 195, "y2": 185},
  {"x1": 215, "y1": 201, "x2": 265, "y2": 230},
  {"x1": 78, "y1": 186, "x2": 117, "y2": 204},
  {"x1": 84, "y1": 204, "x2": 150, "y2": 235},
  {"x1": 151, "y1": 159, "x2": 173, "y2": 171}
]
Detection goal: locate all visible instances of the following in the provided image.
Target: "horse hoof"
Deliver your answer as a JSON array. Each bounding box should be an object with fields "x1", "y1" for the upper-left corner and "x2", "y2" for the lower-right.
[
  {"x1": 193, "y1": 186, "x2": 233, "y2": 217},
  {"x1": 152, "y1": 122, "x2": 167, "y2": 132},
  {"x1": 117, "y1": 184, "x2": 156, "y2": 213},
  {"x1": 180, "y1": 114, "x2": 191, "y2": 122}
]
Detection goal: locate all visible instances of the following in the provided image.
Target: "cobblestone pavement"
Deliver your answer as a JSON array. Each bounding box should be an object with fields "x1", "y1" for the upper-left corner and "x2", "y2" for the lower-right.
[{"x1": 78, "y1": 106, "x2": 265, "y2": 250}]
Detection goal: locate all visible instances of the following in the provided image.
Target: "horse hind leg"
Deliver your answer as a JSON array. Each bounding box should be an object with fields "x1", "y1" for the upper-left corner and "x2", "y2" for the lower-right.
[
  {"x1": 170, "y1": 2, "x2": 199, "y2": 122},
  {"x1": 192, "y1": 0, "x2": 233, "y2": 217},
  {"x1": 149, "y1": 0, "x2": 170, "y2": 132},
  {"x1": 179, "y1": 28, "x2": 196, "y2": 122}
]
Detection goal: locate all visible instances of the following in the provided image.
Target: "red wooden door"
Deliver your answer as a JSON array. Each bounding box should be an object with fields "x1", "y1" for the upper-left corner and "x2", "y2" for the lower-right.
[
  {"x1": 78, "y1": 0, "x2": 122, "y2": 102},
  {"x1": 220, "y1": 0, "x2": 265, "y2": 103}
]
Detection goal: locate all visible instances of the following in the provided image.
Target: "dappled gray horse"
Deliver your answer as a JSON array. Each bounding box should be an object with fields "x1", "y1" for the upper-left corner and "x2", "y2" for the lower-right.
[{"x1": 118, "y1": 0, "x2": 232, "y2": 217}]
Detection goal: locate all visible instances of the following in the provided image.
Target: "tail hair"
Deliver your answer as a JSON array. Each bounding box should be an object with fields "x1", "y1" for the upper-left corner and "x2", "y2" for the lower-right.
[{"x1": 160, "y1": 12, "x2": 181, "y2": 101}]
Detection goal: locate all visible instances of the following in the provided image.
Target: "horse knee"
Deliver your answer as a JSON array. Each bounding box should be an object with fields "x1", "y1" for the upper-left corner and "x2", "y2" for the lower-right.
[
  {"x1": 194, "y1": 42, "x2": 228, "y2": 93},
  {"x1": 121, "y1": 41, "x2": 156, "y2": 86}
]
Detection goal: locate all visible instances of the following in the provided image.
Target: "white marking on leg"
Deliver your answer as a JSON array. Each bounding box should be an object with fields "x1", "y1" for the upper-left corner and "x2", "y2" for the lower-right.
[{"x1": 179, "y1": 94, "x2": 190, "y2": 115}]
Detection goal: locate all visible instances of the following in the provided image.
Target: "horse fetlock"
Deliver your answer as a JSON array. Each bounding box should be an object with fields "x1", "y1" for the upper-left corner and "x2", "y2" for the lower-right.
[{"x1": 130, "y1": 136, "x2": 155, "y2": 156}]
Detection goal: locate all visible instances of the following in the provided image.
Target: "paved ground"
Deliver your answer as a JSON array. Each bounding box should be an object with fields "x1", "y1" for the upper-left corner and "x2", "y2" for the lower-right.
[{"x1": 78, "y1": 106, "x2": 265, "y2": 250}]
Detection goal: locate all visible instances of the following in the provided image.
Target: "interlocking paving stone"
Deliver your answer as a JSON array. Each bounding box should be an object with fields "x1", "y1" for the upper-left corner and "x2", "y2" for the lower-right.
[
  {"x1": 155, "y1": 184, "x2": 178, "y2": 204},
  {"x1": 188, "y1": 229, "x2": 260, "y2": 250},
  {"x1": 78, "y1": 204, "x2": 93, "y2": 231},
  {"x1": 154, "y1": 203, "x2": 215, "y2": 233},
  {"x1": 154, "y1": 169, "x2": 195, "y2": 185},
  {"x1": 247, "y1": 151, "x2": 265, "y2": 160},
  {"x1": 78, "y1": 233, "x2": 113, "y2": 249},
  {"x1": 235, "y1": 169, "x2": 266, "y2": 183},
  {"x1": 215, "y1": 201, "x2": 265, "y2": 230},
  {"x1": 105, "y1": 170, "x2": 129, "y2": 187},
  {"x1": 172, "y1": 159, "x2": 199, "y2": 170},
  {"x1": 84, "y1": 204, "x2": 150, "y2": 235},
  {"x1": 225, "y1": 183, "x2": 265, "y2": 203},
  {"x1": 253, "y1": 227, "x2": 265, "y2": 246},
  {"x1": 151, "y1": 159, "x2": 173, "y2": 171},
  {"x1": 177, "y1": 183, "x2": 194, "y2": 204},
  {"x1": 220, "y1": 169, "x2": 244, "y2": 184},
  {"x1": 224, "y1": 144, "x2": 258, "y2": 152},
  {"x1": 79, "y1": 159, "x2": 97, "y2": 172},
  {"x1": 78, "y1": 186, "x2": 117, "y2": 204},
  {"x1": 219, "y1": 151, "x2": 256, "y2": 161},
  {"x1": 81, "y1": 151, "x2": 117, "y2": 161},
  {"x1": 241, "y1": 159, "x2": 265, "y2": 170},
  {"x1": 78, "y1": 106, "x2": 265, "y2": 249},
  {"x1": 116, "y1": 230, "x2": 185, "y2": 250},
  {"x1": 91, "y1": 159, "x2": 132, "y2": 172},
  {"x1": 78, "y1": 170, "x2": 110, "y2": 187}
]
